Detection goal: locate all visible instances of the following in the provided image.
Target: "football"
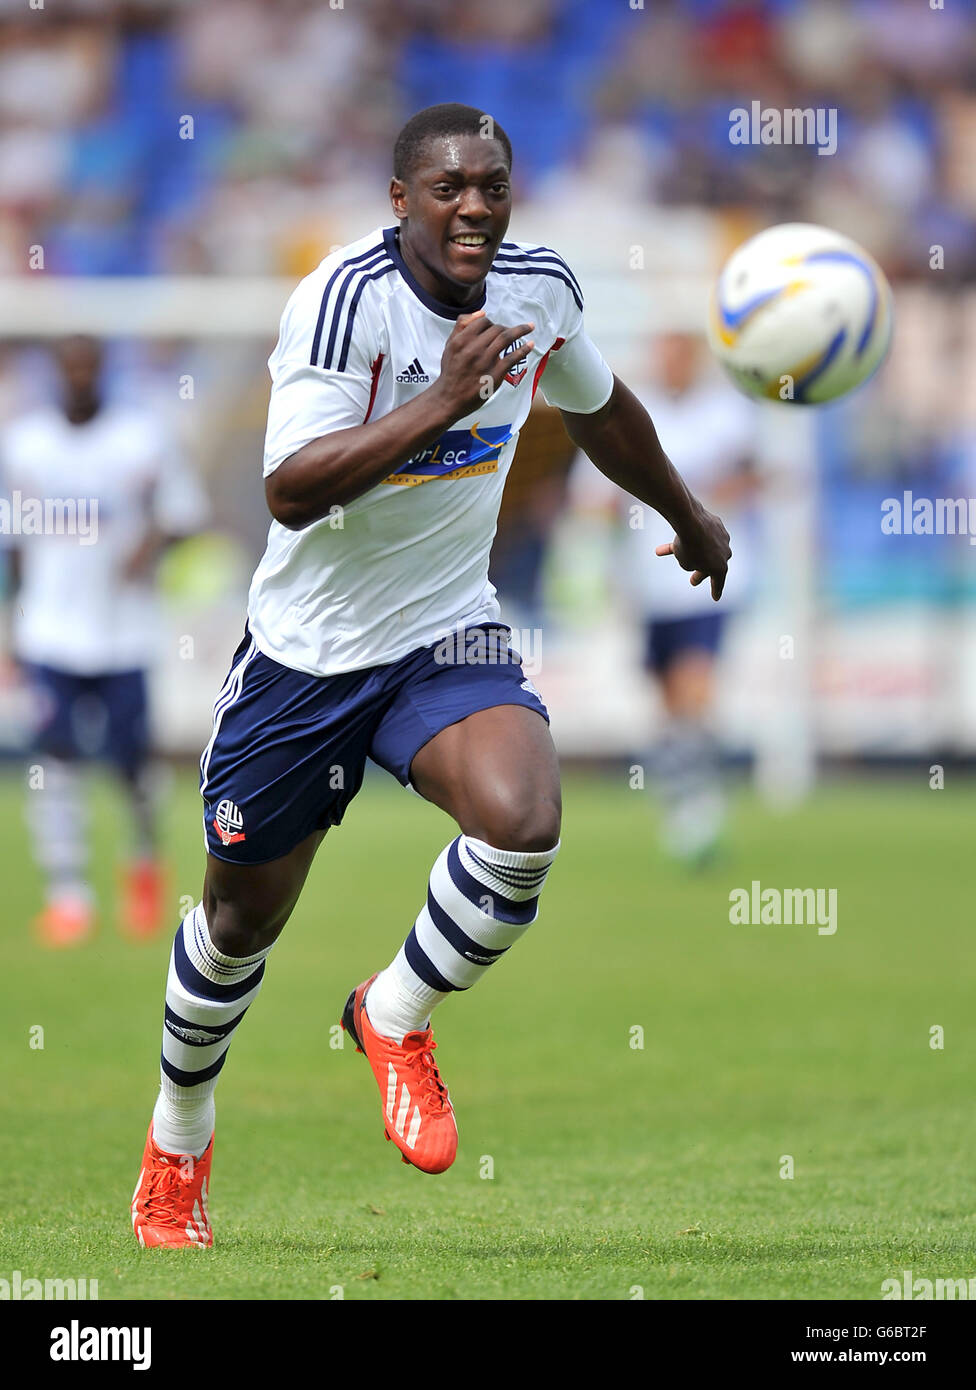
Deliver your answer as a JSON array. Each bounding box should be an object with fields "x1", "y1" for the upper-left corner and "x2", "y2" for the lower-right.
[{"x1": 707, "y1": 222, "x2": 893, "y2": 404}]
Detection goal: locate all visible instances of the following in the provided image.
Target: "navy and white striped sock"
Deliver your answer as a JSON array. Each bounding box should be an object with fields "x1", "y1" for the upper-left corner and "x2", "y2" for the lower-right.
[
  {"x1": 26, "y1": 756, "x2": 91, "y2": 905},
  {"x1": 151, "y1": 902, "x2": 271, "y2": 1158},
  {"x1": 365, "y1": 835, "x2": 560, "y2": 1042}
]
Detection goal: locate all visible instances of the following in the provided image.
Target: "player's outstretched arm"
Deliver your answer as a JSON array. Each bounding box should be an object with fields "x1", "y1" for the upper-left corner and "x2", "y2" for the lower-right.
[
  {"x1": 266, "y1": 312, "x2": 533, "y2": 530},
  {"x1": 561, "y1": 374, "x2": 732, "y2": 600}
]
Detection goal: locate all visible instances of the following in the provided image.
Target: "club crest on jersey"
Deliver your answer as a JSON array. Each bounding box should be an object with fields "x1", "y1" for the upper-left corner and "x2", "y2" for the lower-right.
[
  {"x1": 213, "y1": 799, "x2": 245, "y2": 846},
  {"x1": 502, "y1": 338, "x2": 527, "y2": 387},
  {"x1": 386, "y1": 423, "x2": 513, "y2": 487}
]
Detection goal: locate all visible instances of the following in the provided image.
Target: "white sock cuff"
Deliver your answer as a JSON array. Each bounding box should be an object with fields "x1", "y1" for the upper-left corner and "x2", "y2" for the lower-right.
[
  {"x1": 181, "y1": 902, "x2": 272, "y2": 987},
  {"x1": 458, "y1": 835, "x2": 560, "y2": 902},
  {"x1": 462, "y1": 835, "x2": 560, "y2": 867}
]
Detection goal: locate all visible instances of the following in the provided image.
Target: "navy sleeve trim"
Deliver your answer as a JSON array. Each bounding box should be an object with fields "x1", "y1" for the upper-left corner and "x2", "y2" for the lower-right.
[
  {"x1": 310, "y1": 242, "x2": 394, "y2": 370},
  {"x1": 489, "y1": 263, "x2": 583, "y2": 313},
  {"x1": 495, "y1": 244, "x2": 584, "y2": 307}
]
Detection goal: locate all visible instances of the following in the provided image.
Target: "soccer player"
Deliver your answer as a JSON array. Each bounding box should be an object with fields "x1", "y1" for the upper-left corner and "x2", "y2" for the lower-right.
[
  {"x1": 1, "y1": 336, "x2": 208, "y2": 946},
  {"x1": 131, "y1": 104, "x2": 730, "y2": 1247},
  {"x1": 571, "y1": 331, "x2": 757, "y2": 863}
]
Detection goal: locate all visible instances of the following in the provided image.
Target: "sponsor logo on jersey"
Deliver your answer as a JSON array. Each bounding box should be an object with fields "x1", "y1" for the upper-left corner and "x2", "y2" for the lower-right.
[
  {"x1": 502, "y1": 337, "x2": 527, "y2": 387},
  {"x1": 213, "y1": 799, "x2": 245, "y2": 846},
  {"x1": 395, "y1": 357, "x2": 430, "y2": 384},
  {"x1": 386, "y1": 423, "x2": 514, "y2": 487}
]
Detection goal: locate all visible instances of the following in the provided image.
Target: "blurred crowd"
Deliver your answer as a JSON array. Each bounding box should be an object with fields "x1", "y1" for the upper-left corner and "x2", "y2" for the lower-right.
[
  {"x1": 0, "y1": 0, "x2": 974, "y2": 623},
  {"x1": 0, "y1": 0, "x2": 974, "y2": 281}
]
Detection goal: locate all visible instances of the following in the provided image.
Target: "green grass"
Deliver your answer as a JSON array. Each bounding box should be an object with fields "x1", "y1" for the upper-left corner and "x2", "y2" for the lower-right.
[{"x1": 1, "y1": 768, "x2": 973, "y2": 1300}]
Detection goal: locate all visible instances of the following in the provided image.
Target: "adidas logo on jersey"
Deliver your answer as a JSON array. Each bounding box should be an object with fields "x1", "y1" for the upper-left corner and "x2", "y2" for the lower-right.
[{"x1": 396, "y1": 357, "x2": 430, "y2": 384}]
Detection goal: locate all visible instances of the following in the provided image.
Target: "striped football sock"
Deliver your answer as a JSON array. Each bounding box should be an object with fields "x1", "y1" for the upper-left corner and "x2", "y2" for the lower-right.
[
  {"x1": 650, "y1": 718, "x2": 725, "y2": 859},
  {"x1": 26, "y1": 756, "x2": 91, "y2": 905},
  {"x1": 151, "y1": 902, "x2": 271, "y2": 1158},
  {"x1": 365, "y1": 835, "x2": 560, "y2": 1043}
]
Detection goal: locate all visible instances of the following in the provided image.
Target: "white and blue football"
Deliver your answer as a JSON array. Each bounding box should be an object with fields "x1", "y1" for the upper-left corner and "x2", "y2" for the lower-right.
[{"x1": 708, "y1": 222, "x2": 893, "y2": 404}]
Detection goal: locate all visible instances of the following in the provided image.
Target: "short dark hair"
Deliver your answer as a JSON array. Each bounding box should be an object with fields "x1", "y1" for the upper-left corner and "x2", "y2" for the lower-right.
[{"x1": 393, "y1": 103, "x2": 512, "y2": 182}]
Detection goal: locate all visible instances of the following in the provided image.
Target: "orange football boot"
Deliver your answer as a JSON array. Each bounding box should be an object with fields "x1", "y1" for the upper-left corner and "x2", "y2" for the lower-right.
[
  {"x1": 120, "y1": 858, "x2": 166, "y2": 940},
  {"x1": 341, "y1": 975, "x2": 458, "y2": 1174},
  {"x1": 131, "y1": 1122, "x2": 214, "y2": 1248},
  {"x1": 33, "y1": 895, "x2": 95, "y2": 949}
]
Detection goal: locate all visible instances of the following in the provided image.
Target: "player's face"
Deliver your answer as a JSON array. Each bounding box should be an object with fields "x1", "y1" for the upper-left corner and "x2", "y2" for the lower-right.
[
  {"x1": 391, "y1": 134, "x2": 511, "y2": 304},
  {"x1": 55, "y1": 337, "x2": 103, "y2": 412}
]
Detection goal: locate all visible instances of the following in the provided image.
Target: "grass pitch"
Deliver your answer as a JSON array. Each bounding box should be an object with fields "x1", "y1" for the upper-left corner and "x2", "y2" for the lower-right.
[{"x1": 1, "y1": 768, "x2": 972, "y2": 1300}]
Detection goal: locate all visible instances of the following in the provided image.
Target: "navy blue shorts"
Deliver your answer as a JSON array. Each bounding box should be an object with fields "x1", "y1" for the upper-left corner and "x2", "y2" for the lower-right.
[
  {"x1": 21, "y1": 662, "x2": 149, "y2": 775},
  {"x1": 199, "y1": 623, "x2": 550, "y2": 865},
  {"x1": 643, "y1": 613, "x2": 727, "y2": 675}
]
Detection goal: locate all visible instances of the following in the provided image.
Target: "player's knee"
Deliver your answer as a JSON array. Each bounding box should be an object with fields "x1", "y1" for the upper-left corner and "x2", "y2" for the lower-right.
[
  {"x1": 202, "y1": 879, "x2": 286, "y2": 957},
  {"x1": 470, "y1": 793, "x2": 561, "y2": 854}
]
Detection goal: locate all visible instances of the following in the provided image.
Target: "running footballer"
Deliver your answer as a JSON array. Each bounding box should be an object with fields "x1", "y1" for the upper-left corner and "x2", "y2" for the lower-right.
[{"x1": 131, "y1": 103, "x2": 731, "y2": 1247}]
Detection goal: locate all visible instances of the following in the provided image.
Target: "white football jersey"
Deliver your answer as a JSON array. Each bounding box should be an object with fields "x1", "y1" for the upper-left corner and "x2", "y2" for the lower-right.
[
  {"x1": 1, "y1": 403, "x2": 208, "y2": 673},
  {"x1": 248, "y1": 224, "x2": 614, "y2": 675},
  {"x1": 571, "y1": 382, "x2": 757, "y2": 619}
]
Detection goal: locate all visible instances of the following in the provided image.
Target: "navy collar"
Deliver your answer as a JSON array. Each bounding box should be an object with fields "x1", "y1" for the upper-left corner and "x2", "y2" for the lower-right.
[{"x1": 383, "y1": 226, "x2": 487, "y2": 320}]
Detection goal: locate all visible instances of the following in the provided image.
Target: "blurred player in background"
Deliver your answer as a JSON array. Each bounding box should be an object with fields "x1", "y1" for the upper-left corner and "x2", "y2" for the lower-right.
[
  {"x1": 572, "y1": 332, "x2": 757, "y2": 864},
  {"x1": 0, "y1": 336, "x2": 209, "y2": 947}
]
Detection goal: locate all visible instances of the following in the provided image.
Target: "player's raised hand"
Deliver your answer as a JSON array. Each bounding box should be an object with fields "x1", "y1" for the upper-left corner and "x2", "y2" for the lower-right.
[
  {"x1": 430, "y1": 310, "x2": 535, "y2": 419},
  {"x1": 656, "y1": 506, "x2": 732, "y2": 601}
]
